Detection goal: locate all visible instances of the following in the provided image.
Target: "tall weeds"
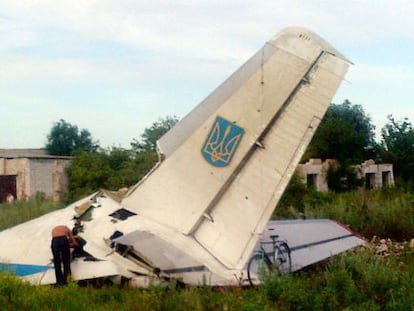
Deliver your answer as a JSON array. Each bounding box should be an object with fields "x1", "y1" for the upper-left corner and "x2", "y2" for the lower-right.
[
  {"x1": 1, "y1": 246, "x2": 413, "y2": 310},
  {"x1": 2, "y1": 187, "x2": 414, "y2": 309},
  {"x1": 275, "y1": 187, "x2": 414, "y2": 240},
  {"x1": 0, "y1": 193, "x2": 63, "y2": 231},
  {"x1": 262, "y1": 246, "x2": 414, "y2": 310}
]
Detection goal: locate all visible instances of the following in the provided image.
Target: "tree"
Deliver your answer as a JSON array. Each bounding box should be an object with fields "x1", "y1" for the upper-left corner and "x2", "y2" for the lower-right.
[
  {"x1": 45, "y1": 119, "x2": 99, "y2": 156},
  {"x1": 304, "y1": 100, "x2": 376, "y2": 164},
  {"x1": 131, "y1": 116, "x2": 179, "y2": 153},
  {"x1": 66, "y1": 116, "x2": 178, "y2": 200},
  {"x1": 67, "y1": 148, "x2": 158, "y2": 201},
  {"x1": 301, "y1": 100, "x2": 376, "y2": 192},
  {"x1": 377, "y1": 115, "x2": 414, "y2": 186}
]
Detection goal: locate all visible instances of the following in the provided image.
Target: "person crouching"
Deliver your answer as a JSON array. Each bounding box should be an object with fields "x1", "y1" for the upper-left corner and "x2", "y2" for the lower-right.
[{"x1": 51, "y1": 225, "x2": 79, "y2": 286}]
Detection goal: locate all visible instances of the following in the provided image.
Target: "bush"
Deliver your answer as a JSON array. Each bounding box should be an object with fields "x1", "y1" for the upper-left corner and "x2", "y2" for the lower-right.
[
  {"x1": 276, "y1": 187, "x2": 414, "y2": 240},
  {"x1": 1, "y1": 246, "x2": 414, "y2": 310}
]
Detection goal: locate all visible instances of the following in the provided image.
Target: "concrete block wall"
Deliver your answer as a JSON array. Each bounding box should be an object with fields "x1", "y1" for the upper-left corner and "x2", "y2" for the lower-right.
[
  {"x1": 0, "y1": 156, "x2": 70, "y2": 202},
  {"x1": 297, "y1": 159, "x2": 394, "y2": 192}
]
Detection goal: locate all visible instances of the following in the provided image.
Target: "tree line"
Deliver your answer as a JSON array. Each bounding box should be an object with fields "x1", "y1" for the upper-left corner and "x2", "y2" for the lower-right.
[
  {"x1": 45, "y1": 116, "x2": 178, "y2": 201},
  {"x1": 44, "y1": 101, "x2": 414, "y2": 201},
  {"x1": 305, "y1": 99, "x2": 414, "y2": 191}
]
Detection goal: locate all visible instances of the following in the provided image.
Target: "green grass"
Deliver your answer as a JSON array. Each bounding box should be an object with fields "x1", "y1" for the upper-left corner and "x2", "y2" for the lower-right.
[
  {"x1": 0, "y1": 274, "x2": 271, "y2": 311},
  {"x1": 0, "y1": 193, "x2": 63, "y2": 231},
  {"x1": 2, "y1": 188, "x2": 414, "y2": 310},
  {"x1": 1, "y1": 245, "x2": 414, "y2": 310},
  {"x1": 274, "y1": 187, "x2": 414, "y2": 241}
]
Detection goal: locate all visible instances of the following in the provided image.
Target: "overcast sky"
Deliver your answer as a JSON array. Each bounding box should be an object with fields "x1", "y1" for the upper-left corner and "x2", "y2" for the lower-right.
[{"x1": 1, "y1": 0, "x2": 413, "y2": 149}]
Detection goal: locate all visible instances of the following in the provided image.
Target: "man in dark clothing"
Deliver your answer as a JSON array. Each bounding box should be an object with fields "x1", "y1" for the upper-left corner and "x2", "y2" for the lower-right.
[{"x1": 51, "y1": 225, "x2": 78, "y2": 286}]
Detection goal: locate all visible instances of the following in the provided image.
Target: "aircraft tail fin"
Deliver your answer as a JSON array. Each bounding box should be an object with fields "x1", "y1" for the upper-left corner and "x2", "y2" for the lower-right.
[{"x1": 123, "y1": 26, "x2": 350, "y2": 269}]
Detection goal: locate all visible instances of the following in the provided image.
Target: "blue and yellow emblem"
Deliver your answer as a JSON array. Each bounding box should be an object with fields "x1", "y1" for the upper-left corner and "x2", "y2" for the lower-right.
[{"x1": 202, "y1": 116, "x2": 244, "y2": 167}]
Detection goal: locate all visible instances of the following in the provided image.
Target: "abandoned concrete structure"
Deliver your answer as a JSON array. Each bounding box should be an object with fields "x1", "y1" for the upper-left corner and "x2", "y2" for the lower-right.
[
  {"x1": 358, "y1": 159, "x2": 394, "y2": 189},
  {"x1": 0, "y1": 149, "x2": 71, "y2": 202},
  {"x1": 296, "y1": 158, "x2": 394, "y2": 192}
]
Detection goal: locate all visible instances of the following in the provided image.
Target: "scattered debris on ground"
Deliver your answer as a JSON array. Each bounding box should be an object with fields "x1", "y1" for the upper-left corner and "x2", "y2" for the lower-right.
[{"x1": 365, "y1": 236, "x2": 414, "y2": 257}]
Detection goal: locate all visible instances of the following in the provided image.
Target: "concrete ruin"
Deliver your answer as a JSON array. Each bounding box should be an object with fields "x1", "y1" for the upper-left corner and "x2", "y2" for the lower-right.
[
  {"x1": 0, "y1": 149, "x2": 71, "y2": 202},
  {"x1": 359, "y1": 159, "x2": 394, "y2": 189},
  {"x1": 296, "y1": 158, "x2": 394, "y2": 192}
]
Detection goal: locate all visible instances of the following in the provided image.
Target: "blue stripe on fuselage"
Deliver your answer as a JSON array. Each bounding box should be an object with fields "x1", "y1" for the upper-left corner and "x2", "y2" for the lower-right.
[{"x1": 0, "y1": 263, "x2": 51, "y2": 276}]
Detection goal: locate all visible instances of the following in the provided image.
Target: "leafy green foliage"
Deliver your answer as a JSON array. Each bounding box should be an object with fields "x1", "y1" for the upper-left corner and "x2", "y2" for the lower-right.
[
  {"x1": 325, "y1": 161, "x2": 364, "y2": 192},
  {"x1": 262, "y1": 246, "x2": 414, "y2": 310},
  {"x1": 65, "y1": 115, "x2": 179, "y2": 200},
  {"x1": 131, "y1": 116, "x2": 179, "y2": 153},
  {"x1": 45, "y1": 119, "x2": 99, "y2": 156},
  {"x1": 377, "y1": 115, "x2": 414, "y2": 187},
  {"x1": 275, "y1": 187, "x2": 414, "y2": 241},
  {"x1": 1, "y1": 245, "x2": 414, "y2": 310},
  {"x1": 276, "y1": 172, "x2": 309, "y2": 216},
  {"x1": 2, "y1": 188, "x2": 414, "y2": 310},
  {"x1": 303, "y1": 100, "x2": 376, "y2": 192},
  {"x1": 305, "y1": 100, "x2": 376, "y2": 164},
  {"x1": 67, "y1": 148, "x2": 157, "y2": 201}
]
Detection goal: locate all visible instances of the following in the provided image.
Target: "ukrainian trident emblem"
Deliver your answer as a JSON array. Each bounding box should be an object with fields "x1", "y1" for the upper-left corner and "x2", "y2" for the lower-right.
[{"x1": 202, "y1": 116, "x2": 244, "y2": 167}]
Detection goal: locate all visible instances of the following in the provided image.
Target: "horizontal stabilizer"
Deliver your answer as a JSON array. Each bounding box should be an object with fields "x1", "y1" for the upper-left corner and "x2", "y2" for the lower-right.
[{"x1": 260, "y1": 219, "x2": 365, "y2": 272}]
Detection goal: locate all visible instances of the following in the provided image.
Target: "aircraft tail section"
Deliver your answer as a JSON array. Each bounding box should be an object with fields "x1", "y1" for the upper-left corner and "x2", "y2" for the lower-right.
[
  {"x1": 123, "y1": 27, "x2": 350, "y2": 269},
  {"x1": 192, "y1": 50, "x2": 349, "y2": 268}
]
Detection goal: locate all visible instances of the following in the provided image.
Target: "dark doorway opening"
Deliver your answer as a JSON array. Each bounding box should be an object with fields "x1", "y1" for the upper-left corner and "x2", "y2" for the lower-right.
[
  {"x1": 0, "y1": 175, "x2": 17, "y2": 202},
  {"x1": 307, "y1": 174, "x2": 317, "y2": 188},
  {"x1": 365, "y1": 173, "x2": 375, "y2": 189}
]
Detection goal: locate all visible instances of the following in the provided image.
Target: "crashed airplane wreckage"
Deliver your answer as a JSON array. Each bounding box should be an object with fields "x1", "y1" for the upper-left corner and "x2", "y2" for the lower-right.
[{"x1": 0, "y1": 26, "x2": 363, "y2": 286}]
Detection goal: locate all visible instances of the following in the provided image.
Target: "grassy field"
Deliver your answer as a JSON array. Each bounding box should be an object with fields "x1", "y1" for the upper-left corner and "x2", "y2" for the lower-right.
[
  {"x1": 0, "y1": 193, "x2": 63, "y2": 231},
  {"x1": 1, "y1": 188, "x2": 414, "y2": 310},
  {"x1": 274, "y1": 185, "x2": 414, "y2": 241}
]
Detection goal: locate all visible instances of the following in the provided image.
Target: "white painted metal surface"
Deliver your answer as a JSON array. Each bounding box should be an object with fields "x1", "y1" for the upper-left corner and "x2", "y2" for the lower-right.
[
  {"x1": 0, "y1": 27, "x2": 354, "y2": 286},
  {"x1": 259, "y1": 219, "x2": 365, "y2": 272},
  {"x1": 123, "y1": 26, "x2": 350, "y2": 269}
]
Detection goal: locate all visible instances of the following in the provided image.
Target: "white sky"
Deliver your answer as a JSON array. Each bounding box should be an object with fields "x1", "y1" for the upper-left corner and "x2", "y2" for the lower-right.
[{"x1": 1, "y1": 0, "x2": 413, "y2": 149}]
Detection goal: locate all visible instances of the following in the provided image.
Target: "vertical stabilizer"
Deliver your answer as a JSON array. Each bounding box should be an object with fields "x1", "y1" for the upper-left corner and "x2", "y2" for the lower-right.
[{"x1": 123, "y1": 26, "x2": 350, "y2": 269}]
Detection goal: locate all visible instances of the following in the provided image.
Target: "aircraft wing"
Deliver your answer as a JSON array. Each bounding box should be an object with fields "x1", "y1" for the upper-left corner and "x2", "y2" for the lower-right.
[{"x1": 122, "y1": 26, "x2": 351, "y2": 269}]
